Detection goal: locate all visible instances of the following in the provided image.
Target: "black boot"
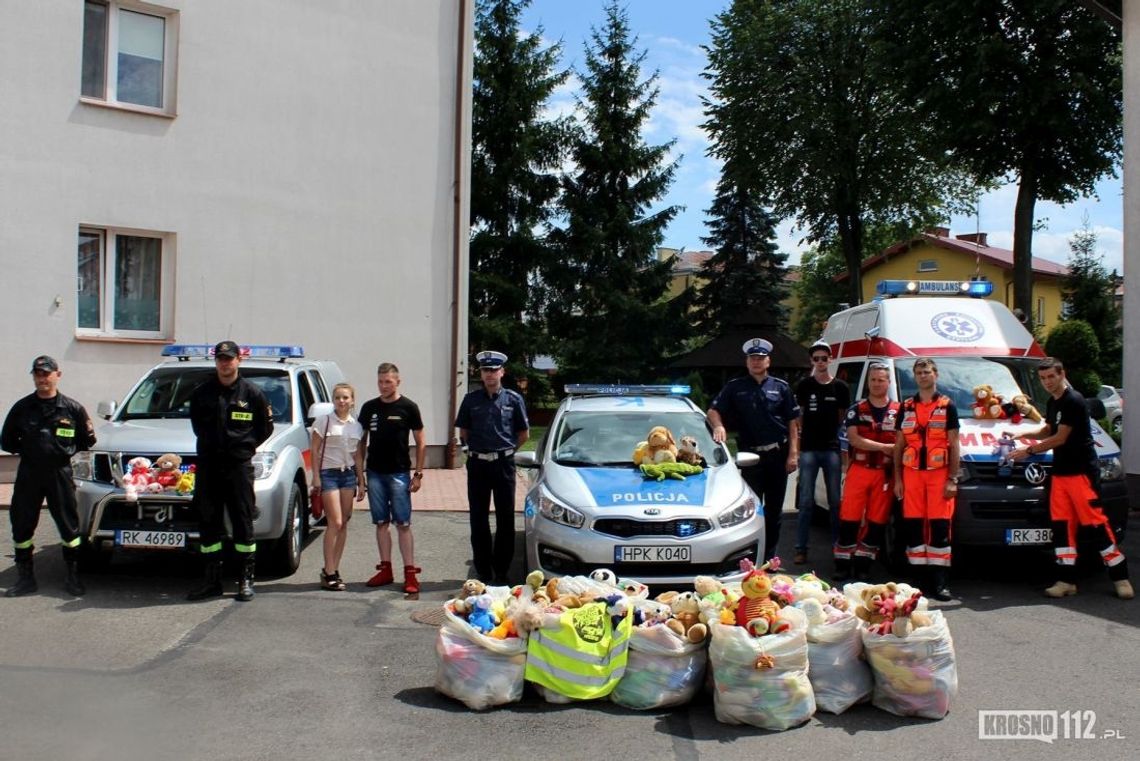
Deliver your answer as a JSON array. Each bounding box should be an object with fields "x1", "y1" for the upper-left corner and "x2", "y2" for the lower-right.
[
  {"x1": 5, "y1": 547, "x2": 37, "y2": 598},
  {"x1": 62, "y1": 545, "x2": 86, "y2": 597},
  {"x1": 187, "y1": 559, "x2": 224, "y2": 601},
  {"x1": 853, "y1": 555, "x2": 873, "y2": 582},
  {"x1": 929, "y1": 567, "x2": 953, "y2": 601},
  {"x1": 832, "y1": 558, "x2": 852, "y2": 582},
  {"x1": 235, "y1": 557, "x2": 255, "y2": 602}
]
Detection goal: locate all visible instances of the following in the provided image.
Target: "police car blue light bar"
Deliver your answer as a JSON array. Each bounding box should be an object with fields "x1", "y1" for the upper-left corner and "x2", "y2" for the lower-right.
[
  {"x1": 875, "y1": 279, "x2": 994, "y2": 298},
  {"x1": 161, "y1": 344, "x2": 305, "y2": 359},
  {"x1": 565, "y1": 384, "x2": 692, "y2": 396}
]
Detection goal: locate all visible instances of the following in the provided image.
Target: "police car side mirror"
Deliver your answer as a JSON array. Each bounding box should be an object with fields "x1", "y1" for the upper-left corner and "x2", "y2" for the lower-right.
[
  {"x1": 735, "y1": 452, "x2": 761, "y2": 468},
  {"x1": 515, "y1": 451, "x2": 539, "y2": 469},
  {"x1": 97, "y1": 400, "x2": 117, "y2": 420}
]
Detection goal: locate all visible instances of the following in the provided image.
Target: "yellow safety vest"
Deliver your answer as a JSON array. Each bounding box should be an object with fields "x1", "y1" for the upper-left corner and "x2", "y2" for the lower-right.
[{"x1": 525, "y1": 601, "x2": 633, "y2": 700}]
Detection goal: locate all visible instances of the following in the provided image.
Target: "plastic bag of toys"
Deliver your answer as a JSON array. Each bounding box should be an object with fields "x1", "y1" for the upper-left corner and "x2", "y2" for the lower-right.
[
  {"x1": 610, "y1": 608, "x2": 708, "y2": 710},
  {"x1": 803, "y1": 610, "x2": 872, "y2": 714},
  {"x1": 433, "y1": 594, "x2": 529, "y2": 711},
  {"x1": 861, "y1": 609, "x2": 958, "y2": 719},
  {"x1": 708, "y1": 608, "x2": 816, "y2": 730}
]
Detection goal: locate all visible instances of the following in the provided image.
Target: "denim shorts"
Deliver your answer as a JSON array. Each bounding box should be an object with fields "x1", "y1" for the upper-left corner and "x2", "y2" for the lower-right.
[
  {"x1": 367, "y1": 471, "x2": 412, "y2": 525},
  {"x1": 320, "y1": 467, "x2": 358, "y2": 491}
]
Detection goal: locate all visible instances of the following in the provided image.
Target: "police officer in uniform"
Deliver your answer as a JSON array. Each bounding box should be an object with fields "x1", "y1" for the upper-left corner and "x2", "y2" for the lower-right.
[
  {"x1": 709, "y1": 338, "x2": 801, "y2": 562},
  {"x1": 186, "y1": 341, "x2": 273, "y2": 602},
  {"x1": 2, "y1": 355, "x2": 96, "y2": 597},
  {"x1": 454, "y1": 351, "x2": 529, "y2": 585}
]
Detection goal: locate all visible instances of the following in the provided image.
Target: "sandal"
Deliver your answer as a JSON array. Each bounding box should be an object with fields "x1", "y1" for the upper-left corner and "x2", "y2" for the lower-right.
[{"x1": 320, "y1": 570, "x2": 347, "y2": 591}]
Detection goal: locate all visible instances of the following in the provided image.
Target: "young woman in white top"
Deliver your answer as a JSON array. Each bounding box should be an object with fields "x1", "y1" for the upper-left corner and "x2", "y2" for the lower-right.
[{"x1": 310, "y1": 383, "x2": 365, "y2": 590}]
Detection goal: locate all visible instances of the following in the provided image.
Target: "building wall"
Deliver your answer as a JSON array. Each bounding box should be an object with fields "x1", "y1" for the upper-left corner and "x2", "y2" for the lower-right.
[
  {"x1": 1123, "y1": 1, "x2": 1139, "y2": 482},
  {"x1": 0, "y1": 0, "x2": 472, "y2": 464},
  {"x1": 857, "y1": 243, "x2": 1065, "y2": 333}
]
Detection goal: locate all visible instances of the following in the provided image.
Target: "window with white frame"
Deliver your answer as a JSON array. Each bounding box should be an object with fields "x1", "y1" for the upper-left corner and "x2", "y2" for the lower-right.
[
  {"x1": 917, "y1": 259, "x2": 938, "y2": 272},
  {"x1": 1036, "y1": 297, "x2": 1045, "y2": 326},
  {"x1": 81, "y1": 1, "x2": 178, "y2": 113},
  {"x1": 77, "y1": 227, "x2": 175, "y2": 339}
]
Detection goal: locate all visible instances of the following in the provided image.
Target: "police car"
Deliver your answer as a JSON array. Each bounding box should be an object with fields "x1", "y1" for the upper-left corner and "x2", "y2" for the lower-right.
[
  {"x1": 516, "y1": 385, "x2": 765, "y2": 586},
  {"x1": 71, "y1": 344, "x2": 344, "y2": 574}
]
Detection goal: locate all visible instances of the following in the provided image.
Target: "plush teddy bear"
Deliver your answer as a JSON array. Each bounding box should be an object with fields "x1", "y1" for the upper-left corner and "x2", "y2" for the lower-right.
[
  {"x1": 663, "y1": 591, "x2": 709, "y2": 643},
  {"x1": 123, "y1": 456, "x2": 156, "y2": 502},
  {"x1": 153, "y1": 453, "x2": 183, "y2": 490},
  {"x1": 854, "y1": 582, "x2": 899, "y2": 633},
  {"x1": 633, "y1": 426, "x2": 678, "y2": 465},
  {"x1": 676, "y1": 435, "x2": 703, "y2": 466},
  {"x1": 972, "y1": 384, "x2": 1006, "y2": 419},
  {"x1": 693, "y1": 575, "x2": 728, "y2": 607},
  {"x1": 1009, "y1": 394, "x2": 1043, "y2": 423},
  {"x1": 452, "y1": 578, "x2": 487, "y2": 615},
  {"x1": 545, "y1": 577, "x2": 583, "y2": 609}
]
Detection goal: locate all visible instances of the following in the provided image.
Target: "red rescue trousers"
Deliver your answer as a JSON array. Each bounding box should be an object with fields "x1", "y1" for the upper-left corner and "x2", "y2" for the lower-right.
[
  {"x1": 1049, "y1": 474, "x2": 1127, "y2": 583},
  {"x1": 901, "y1": 467, "x2": 954, "y2": 567},
  {"x1": 834, "y1": 464, "x2": 892, "y2": 561}
]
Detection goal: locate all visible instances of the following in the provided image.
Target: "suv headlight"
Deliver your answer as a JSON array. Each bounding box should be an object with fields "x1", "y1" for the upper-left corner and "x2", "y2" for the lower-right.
[
  {"x1": 718, "y1": 492, "x2": 757, "y2": 528},
  {"x1": 71, "y1": 451, "x2": 95, "y2": 481},
  {"x1": 538, "y1": 492, "x2": 585, "y2": 529},
  {"x1": 1099, "y1": 456, "x2": 1124, "y2": 482},
  {"x1": 252, "y1": 451, "x2": 277, "y2": 480}
]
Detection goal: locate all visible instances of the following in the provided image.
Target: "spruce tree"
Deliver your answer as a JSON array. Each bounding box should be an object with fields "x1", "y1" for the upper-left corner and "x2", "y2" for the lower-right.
[
  {"x1": 471, "y1": 0, "x2": 570, "y2": 383},
  {"x1": 1061, "y1": 221, "x2": 1121, "y2": 385},
  {"x1": 545, "y1": 2, "x2": 682, "y2": 382}
]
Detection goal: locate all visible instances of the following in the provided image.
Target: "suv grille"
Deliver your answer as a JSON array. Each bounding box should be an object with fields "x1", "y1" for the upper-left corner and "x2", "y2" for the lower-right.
[
  {"x1": 968, "y1": 461, "x2": 1052, "y2": 482},
  {"x1": 98, "y1": 498, "x2": 199, "y2": 533},
  {"x1": 593, "y1": 518, "x2": 713, "y2": 539}
]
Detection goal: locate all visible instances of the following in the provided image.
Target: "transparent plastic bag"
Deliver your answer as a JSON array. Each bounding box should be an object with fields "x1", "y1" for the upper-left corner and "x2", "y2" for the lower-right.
[
  {"x1": 611, "y1": 623, "x2": 707, "y2": 710},
  {"x1": 433, "y1": 599, "x2": 528, "y2": 710},
  {"x1": 861, "y1": 609, "x2": 957, "y2": 719},
  {"x1": 805, "y1": 613, "x2": 873, "y2": 714}
]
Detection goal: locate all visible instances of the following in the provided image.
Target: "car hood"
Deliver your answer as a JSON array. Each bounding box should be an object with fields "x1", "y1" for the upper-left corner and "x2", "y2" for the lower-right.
[
  {"x1": 957, "y1": 418, "x2": 1120, "y2": 461},
  {"x1": 91, "y1": 419, "x2": 282, "y2": 454},
  {"x1": 538, "y1": 464, "x2": 743, "y2": 510}
]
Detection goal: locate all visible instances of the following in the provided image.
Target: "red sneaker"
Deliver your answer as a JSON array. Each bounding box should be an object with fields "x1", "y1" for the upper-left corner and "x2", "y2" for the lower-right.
[
  {"x1": 403, "y1": 565, "x2": 422, "y2": 594},
  {"x1": 366, "y1": 561, "x2": 394, "y2": 587}
]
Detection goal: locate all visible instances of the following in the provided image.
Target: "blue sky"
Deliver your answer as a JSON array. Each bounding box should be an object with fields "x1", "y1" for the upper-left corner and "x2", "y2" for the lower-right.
[{"x1": 519, "y1": 0, "x2": 1125, "y2": 275}]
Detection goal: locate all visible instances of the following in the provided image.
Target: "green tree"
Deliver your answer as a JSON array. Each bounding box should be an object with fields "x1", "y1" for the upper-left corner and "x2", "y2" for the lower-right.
[
  {"x1": 883, "y1": 0, "x2": 1122, "y2": 324},
  {"x1": 703, "y1": 0, "x2": 975, "y2": 307},
  {"x1": 693, "y1": 160, "x2": 789, "y2": 336},
  {"x1": 471, "y1": 0, "x2": 570, "y2": 385},
  {"x1": 792, "y1": 245, "x2": 847, "y2": 343},
  {"x1": 544, "y1": 2, "x2": 683, "y2": 381},
  {"x1": 1061, "y1": 221, "x2": 1121, "y2": 385},
  {"x1": 1044, "y1": 319, "x2": 1101, "y2": 396}
]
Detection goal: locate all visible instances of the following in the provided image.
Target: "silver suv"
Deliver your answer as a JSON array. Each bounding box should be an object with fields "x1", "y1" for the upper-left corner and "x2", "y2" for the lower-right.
[{"x1": 71, "y1": 345, "x2": 343, "y2": 575}]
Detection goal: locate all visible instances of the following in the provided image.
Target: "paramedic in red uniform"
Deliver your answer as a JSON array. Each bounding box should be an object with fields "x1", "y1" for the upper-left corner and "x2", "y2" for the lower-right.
[
  {"x1": 1009, "y1": 357, "x2": 1133, "y2": 600},
  {"x1": 893, "y1": 357, "x2": 959, "y2": 601},
  {"x1": 834, "y1": 362, "x2": 898, "y2": 581}
]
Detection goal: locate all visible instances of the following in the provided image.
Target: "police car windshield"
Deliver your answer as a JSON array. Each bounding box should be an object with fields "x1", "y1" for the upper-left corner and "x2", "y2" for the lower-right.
[
  {"x1": 118, "y1": 367, "x2": 292, "y2": 422},
  {"x1": 894, "y1": 357, "x2": 1047, "y2": 413},
  {"x1": 551, "y1": 410, "x2": 723, "y2": 467}
]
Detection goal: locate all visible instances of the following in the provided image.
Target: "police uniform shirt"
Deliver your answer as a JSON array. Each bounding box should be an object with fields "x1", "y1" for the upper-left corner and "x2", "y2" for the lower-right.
[
  {"x1": 710, "y1": 375, "x2": 801, "y2": 449},
  {"x1": 189, "y1": 375, "x2": 274, "y2": 461},
  {"x1": 1045, "y1": 386, "x2": 1096, "y2": 476},
  {"x1": 0, "y1": 393, "x2": 95, "y2": 465},
  {"x1": 795, "y1": 376, "x2": 850, "y2": 451},
  {"x1": 358, "y1": 395, "x2": 424, "y2": 474},
  {"x1": 455, "y1": 387, "x2": 528, "y2": 452}
]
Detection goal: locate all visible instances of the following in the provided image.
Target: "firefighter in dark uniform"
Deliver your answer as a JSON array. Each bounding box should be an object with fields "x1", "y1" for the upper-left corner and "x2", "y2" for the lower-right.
[
  {"x1": 708, "y1": 338, "x2": 802, "y2": 562},
  {"x1": 186, "y1": 341, "x2": 273, "y2": 602},
  {"x1": 454, "y1": 350, "x2": 529, "y2": 585},
  {"x1": 2, "y1": 355, "x2": 96, "y2": 597}
]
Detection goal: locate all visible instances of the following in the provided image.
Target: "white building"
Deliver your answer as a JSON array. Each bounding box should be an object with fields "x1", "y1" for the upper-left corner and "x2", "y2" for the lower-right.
[{"x1": 0, "y1": 0, "x2": 472, "y2": 467}]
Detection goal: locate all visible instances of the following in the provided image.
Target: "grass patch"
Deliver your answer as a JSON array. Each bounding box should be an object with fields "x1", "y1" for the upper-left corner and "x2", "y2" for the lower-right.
[{"x1": 520, "y1": 425, "x2": 547, "y2": 452}]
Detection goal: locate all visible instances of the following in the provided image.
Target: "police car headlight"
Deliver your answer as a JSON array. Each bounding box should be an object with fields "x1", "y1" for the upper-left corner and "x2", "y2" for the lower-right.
[
  {"x1": 251, "y1": 452, "x2": 277, "y2": 480},
  {"x1": 539, "y1": 493, "x2": 585, "y2": 529},
  {"x1": 1099, "y1": 456, "x2": 1124, "y2": 482},
  {"x1": 71, "y1": 451, "x2": 95, "y2": 481},
  {"x1": 718, "y1": 493, "x2": 757, "y2": 528}
]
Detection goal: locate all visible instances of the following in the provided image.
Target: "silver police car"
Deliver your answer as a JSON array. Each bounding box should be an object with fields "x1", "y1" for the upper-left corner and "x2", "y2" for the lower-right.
[{"x1": 516, "y1": 385, "x2": 764, "y2": 586}]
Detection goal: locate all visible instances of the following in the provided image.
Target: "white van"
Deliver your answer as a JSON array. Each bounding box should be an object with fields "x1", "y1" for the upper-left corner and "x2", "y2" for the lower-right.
[{"x1": 819, "y1": 280, "x2": 1127, "y2": 558}]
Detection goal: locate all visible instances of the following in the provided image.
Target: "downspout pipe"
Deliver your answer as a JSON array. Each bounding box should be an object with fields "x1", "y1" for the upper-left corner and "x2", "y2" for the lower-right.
[{"x1": 447, "y1": 0, "x2": 470, "y2": 469}]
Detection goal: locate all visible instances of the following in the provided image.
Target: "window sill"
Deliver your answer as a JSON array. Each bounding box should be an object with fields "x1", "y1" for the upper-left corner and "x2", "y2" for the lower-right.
[
  {"x1": 79, "y1": 97, "x2": 177, "y2": 119},
  {"x1": 75, "y1": 335, "x2": 174, "y2": 345}
]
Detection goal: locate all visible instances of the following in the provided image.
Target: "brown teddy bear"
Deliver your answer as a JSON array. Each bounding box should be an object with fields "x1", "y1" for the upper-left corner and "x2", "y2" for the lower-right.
[
  {"x1": 972, "y1": 384, "x2": 1006, "y2": 419},
  {"x1": 153, "y1": 453, "x2": 183, "y2": 490},
  {"x1": 1008, "y1": 394, "x2": 1043, "y2": 423},
  {"x1": 854, "y1": 582, "x2": 899, "y2": 631},
  {"x1": 633, "y1": 426, "x2": 678, "y2": 465},
  {"x1": 662, "y1": 591, "x2": 709, "y2": 643}
]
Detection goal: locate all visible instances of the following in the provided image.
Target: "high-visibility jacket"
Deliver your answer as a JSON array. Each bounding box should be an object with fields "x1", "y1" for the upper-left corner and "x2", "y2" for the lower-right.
[
  {"x1": 850, "y1": 399, "x2": 900, "y2": 469},
  {"x1": 899, "y1": 395, "x2": 951, "y2": 470},
  {"x1": 525, "y1": 601, "x2": 633, "y2": 700}
]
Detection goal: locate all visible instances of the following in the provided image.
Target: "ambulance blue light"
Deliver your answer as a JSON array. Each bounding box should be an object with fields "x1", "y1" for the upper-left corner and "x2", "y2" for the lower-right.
[
  {"x1": 565, "y1": 384, "x2": 692, "y2": 396},
  {"x1": 876, "y1": 279, "x2": 993, "y2": 298},
  {"x1": 161, "y1": 344, "x2": 304, "y2": 359}
]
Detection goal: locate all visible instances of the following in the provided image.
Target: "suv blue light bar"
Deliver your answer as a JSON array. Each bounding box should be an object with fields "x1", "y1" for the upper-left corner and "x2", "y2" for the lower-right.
[
  {"x1": 161, "y1": 344, "x2": 305, "y2": 359},
  {"x1": 565, "y1": 384, "x2": 692, "y2": 396},
  {"x1": 875, "y1": 279, "x2": 994, "y2": 298}
]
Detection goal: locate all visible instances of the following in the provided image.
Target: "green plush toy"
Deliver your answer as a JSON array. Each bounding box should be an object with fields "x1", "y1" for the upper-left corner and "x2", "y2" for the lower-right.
[{"x1": 640, "y1": 462, "x2": 703, "y2": 481}]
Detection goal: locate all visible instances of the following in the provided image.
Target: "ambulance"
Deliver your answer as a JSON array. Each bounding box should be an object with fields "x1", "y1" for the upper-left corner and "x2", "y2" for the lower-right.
[{"x1": 819, "y1": 279, "x2": 1128, "y2": 559}]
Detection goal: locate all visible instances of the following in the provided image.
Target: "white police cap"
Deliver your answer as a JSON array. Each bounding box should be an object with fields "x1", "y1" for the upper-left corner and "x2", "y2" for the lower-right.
[
  {"x1": 742, "y1": 338, "x2": 772, "y2": 356},
  {"x1": 476, "y1": 350, "x2": 508, "y2": 369}
]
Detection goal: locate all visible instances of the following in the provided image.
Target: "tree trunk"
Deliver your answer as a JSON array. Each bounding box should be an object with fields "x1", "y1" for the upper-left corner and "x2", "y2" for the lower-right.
[
  {"x1": 1012, "y1": 164, "x2": 1038, "y2": 325},
  {"x1": 837, "y1": 210, "x2": 863, "y2": 307}
]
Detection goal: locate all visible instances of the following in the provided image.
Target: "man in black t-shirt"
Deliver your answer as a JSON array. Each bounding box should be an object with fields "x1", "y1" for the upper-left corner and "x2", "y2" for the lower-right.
[
  {"x1": 358, "y1": 362, "x2": 426, "y2": 594},
  {"x1": 792, "y1": 340, "x2": 849, "y2": 565},
  {"x1": 1010, "y1": 357, "x2": 1132, "y2": 600}
]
